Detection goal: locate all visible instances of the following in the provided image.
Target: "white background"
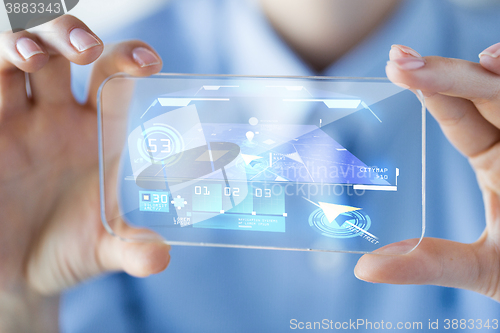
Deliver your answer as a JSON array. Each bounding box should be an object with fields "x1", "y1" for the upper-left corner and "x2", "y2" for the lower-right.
[{"x1": 0, "y1": 0, "x2": 171, "y2": 34}]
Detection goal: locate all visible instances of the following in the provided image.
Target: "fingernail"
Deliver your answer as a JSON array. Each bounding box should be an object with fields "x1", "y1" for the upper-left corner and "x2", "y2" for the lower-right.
[
  {"x1": 479, "y1": 42, "x2": 500, "y2": 59},
  {"x1": 353, "y1": 268, "x2": 363, "y2": 281},
  {"x1": 391, "y1": 44, "x2": 422, "y2": 58},
  {"x1": 16, "y1": 38, "x2": 44, "y2": 60},
  {"x1": 69, "y1": 28, "x2": 101, "y2": 52},
  {"x1": 387, "y1": 57, "x2": 426, "y2": 71},
  {"x1": 373, "y1": 240, "x2": 416, "y2": 255},
  {"x1": 132, "y1": 47, "x2": 161, "y2": 67}
]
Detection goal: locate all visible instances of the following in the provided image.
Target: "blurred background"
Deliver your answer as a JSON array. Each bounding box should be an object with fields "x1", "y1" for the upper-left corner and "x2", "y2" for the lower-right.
[
  {"x1": 1, "y1": 0, "x2": 498, "y2": 34},
  {"x1": 2, "y1": 0, "x2": 500, "y2": 332}
]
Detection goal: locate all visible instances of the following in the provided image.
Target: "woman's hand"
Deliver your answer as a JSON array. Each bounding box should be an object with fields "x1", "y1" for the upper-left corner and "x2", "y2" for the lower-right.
[
  {"x1": 355, "y1": 43, "x2": 500, "y2": 301},
  {"x1": 0, "y1": 15, "x2": 170, "y2": 332}
]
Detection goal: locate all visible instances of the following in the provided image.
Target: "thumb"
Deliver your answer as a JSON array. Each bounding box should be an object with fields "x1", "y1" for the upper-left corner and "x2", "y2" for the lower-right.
[
  {"x1": 354, "y1": 237, "x2": 496, "y2": 297},
  {"x1": 97, "y1": 227, "x2": 171, "y2": 278}
]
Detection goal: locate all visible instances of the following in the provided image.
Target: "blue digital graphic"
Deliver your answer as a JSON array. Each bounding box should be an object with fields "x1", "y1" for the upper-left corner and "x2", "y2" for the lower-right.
[
  {"x1": 100, "y1": 75, "x2": 424, "y2": 252},
  {"x1": 308, "y1": 206, "x2": 376, "y2": 242},
  {"x1": 193, "y1": 213, "x2": 285, "y2": 232},
  {"x1": 139, "y1": 191, "x2": 170, "y2": 212},
  {"x1": 126, "y1": 81, "x2": 401, "y2": 241},
  {"x1": 192, "y1": 184, "x2": 222, "y2": 212}
]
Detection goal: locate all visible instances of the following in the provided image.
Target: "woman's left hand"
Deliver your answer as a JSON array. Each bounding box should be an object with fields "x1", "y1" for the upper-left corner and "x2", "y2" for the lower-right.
[{"x1": 355, "y1": 43, "x2": 500, "y2": 302}]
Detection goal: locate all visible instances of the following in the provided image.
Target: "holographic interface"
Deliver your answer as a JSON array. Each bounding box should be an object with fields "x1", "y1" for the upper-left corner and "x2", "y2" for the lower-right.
[{"x1": 99, "y1": 75, "x2": 425, "y2": 253}]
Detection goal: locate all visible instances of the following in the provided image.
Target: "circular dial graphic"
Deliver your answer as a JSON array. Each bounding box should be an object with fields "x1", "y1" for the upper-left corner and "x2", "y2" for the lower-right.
[
  {"x1": 137, "y1": 124, "x2": 184, "y2": 165},
  {"x1": 309, "y1": 207, "x2": 371, "y2": 239}
]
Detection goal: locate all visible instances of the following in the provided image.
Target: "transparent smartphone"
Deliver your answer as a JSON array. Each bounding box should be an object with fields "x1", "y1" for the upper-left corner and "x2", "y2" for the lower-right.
[{"x1": 98, "y1": 74, "x2": 425, "y2": 254}]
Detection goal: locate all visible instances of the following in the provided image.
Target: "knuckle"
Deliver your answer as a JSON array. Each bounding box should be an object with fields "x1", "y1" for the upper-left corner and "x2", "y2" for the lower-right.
[
  {"x1": 474, "y1": 242, "x2": 500, "y2": 300},
  {"x1": 440, "y1": 57, "x2": 460, "y2": 94}
]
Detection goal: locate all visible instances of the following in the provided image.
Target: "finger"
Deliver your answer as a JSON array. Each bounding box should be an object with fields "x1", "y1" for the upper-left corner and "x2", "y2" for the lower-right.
[
  {"x1": 0, "y1": 71, "x2": 29, "y2": 119},
  {"x1": 479, "y1": 43, "x2": 500, "y2": 76},
  {"x1": 97, "y1": 227, "x2": 171, "y2": 278},
  {"x1": 390, "y1": 44, "x2": 423, "y2": 61},
  {"x1": 0, "y1": 31, "x2": 48, "y2": 73},
  {"x1": 26, "y1": 224, "x2": 171, "y2": 295},
  {"x1": 423, "y1": 94, "x2": 500, "y2": 157},
  {"x1": 0, "y1": 32, "x2": 48, "y2": 115},
  {"x1": 386, "y1": 53, "x2": 499, "y2": 102},
  {"x1": 31, "y1": 15, "x2": 103, "y2": 64},
  {"x1": 29, "y1": 56, "x2": 73, "y2": 105},
  {"x1": 28, "y1": 15, "x2": 103, "y2": 105},
  {"x1": 86, "y1": 41, "x2": 163, "y2": 110},
  {"x1": 386, "y1": 51, "x2": 500, "y2": 130},
  {"x1": 354, "y1": 237, "x2": 499, "y2": 300},
  {"x1": 387, "y1": 45, "x2": 500, "y2": 157}
]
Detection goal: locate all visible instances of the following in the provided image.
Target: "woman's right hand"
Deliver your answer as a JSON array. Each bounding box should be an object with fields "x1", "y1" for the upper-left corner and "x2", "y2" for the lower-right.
[{"x1": 0, "y1": 15, "x2": 170, "y2": 332}]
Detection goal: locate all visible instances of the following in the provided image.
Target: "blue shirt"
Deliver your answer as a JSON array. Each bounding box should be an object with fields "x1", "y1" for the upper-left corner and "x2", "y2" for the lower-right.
[{"x1": 65, "y1": 0, "x2": 500, "y2": 332}]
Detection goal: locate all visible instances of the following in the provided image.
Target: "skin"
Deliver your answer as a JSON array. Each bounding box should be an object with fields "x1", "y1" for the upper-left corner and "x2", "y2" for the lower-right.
[
  {"x1": 261, "y1": 0, "x2": 500, "y2": 301},
  {"x1": 260, "y1": 0, "x2": 400, "y2": 72},
  {"x1": 0, "y1": 16, "x2": 170, "y2": 332},
  {"x1": 0, "y1": 2, "x2": 500, "y2": 331},
  {"x1": 355, "y1": 44, "x2": 500, "y2": 300}
]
